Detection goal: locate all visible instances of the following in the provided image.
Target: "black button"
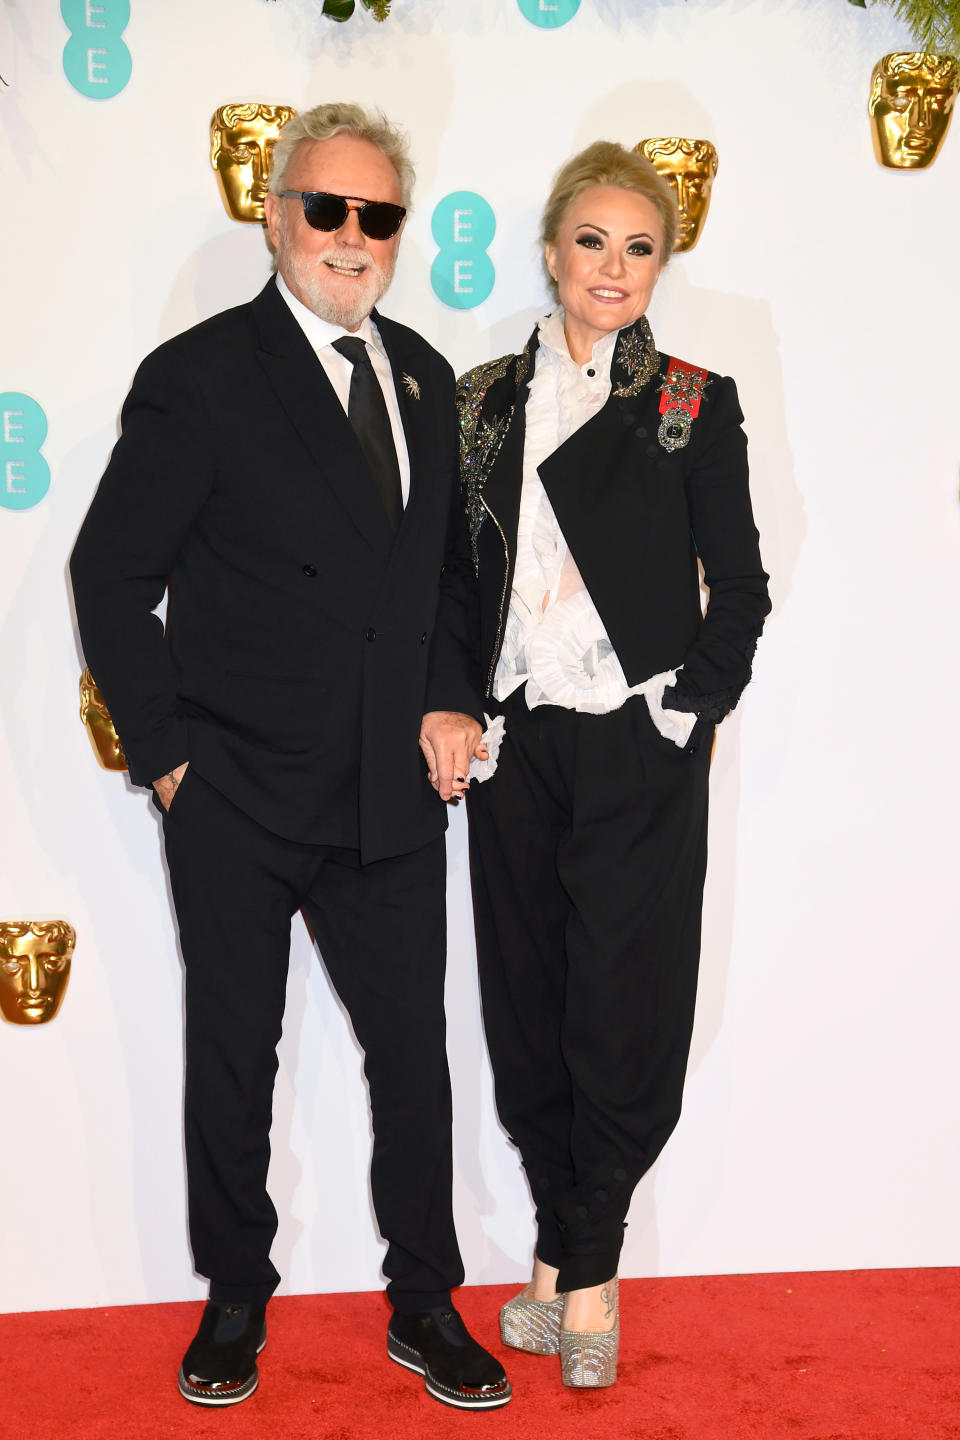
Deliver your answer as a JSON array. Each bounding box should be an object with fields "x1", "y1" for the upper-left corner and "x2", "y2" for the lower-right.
[
  {"x1": 635, "y1": 426, "x2": 647, "y2": 439},
  {"x1": 586, "y1": 367, "x2": 596, "y2": 377},
  {"x1": 365, "y1": 627, "x2": 377, "y2": 642},
  {"x1": 574, "y1": 1204, "x2": 588, "y2": 1219},
  {"x1": 419, "y1": 631, "x2": 428, "y2": 645},
  {"x1": 613, "y1": 1168, "x2": 627, "y2": 1182},
  {"x1": 302, "y1": 564, "x2": 317, "y2": 577},
  {"x1": 646, "y1": 444, "x2": 658, "y2": 457},
  {"x1": 595, "y1": 1189, "x2": 609, "y2": 1203}
]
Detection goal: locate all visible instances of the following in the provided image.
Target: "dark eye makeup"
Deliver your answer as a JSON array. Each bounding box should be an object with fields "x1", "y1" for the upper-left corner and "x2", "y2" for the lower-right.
[{"x1": 574, "y1": 231, "x2": 654, "y2": 257}]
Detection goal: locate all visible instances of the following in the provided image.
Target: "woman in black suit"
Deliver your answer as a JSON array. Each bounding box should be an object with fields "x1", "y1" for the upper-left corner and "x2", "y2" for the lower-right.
[{"x1": 457, "y1": 141, "x2": 770, "y2": 1387}]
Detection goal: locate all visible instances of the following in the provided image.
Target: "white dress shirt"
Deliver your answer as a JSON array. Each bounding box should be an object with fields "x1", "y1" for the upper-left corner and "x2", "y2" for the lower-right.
[
  {"x1": 275, "y1": 272, "x2": 411, "y2": 506},
  {"x1": 492, "y1": 309, "x2": 695, "y2": 747}
]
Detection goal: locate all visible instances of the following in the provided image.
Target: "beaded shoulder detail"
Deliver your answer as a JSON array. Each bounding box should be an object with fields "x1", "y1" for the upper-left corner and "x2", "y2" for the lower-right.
[
  {"x1": 456, "y1": 352, "x2": 515, "y2": 459},
  {"x1": 611, "y1": 314, "x2": 660, "y2": 399},
  {"x1": 456, "y1": 340, "x2": 533, "y2": 574}
]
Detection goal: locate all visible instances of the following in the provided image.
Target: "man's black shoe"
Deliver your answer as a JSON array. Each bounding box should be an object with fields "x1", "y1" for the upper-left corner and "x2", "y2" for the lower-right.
[
  {"x1": 387, "y1": 1306, "x2": 512, "y2": 1409},
  {"x1": 177, "y1": 1300, "x2": 267, "y2": 1406}
]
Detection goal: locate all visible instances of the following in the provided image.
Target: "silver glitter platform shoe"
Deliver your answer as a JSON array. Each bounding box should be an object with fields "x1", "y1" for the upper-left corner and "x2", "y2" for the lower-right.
[
  {"x1": 499, "y1": 1288, "x2": 565, "y2": 1355},
  {"x1": 559, "y1": 1280, "x2": 619, "y2": 1388}
]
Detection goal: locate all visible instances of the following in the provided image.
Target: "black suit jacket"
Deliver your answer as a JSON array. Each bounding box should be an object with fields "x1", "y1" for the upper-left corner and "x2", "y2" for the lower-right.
[
  {"x1": 456, "y1": 319, "x2": 770, "y2": 728},
  {"x1": 71, "y1": 278, "x2": 482, "y2": 862}
]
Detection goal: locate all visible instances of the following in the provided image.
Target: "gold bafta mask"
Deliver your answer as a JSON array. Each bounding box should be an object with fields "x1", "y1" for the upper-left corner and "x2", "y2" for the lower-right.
[
  {"x1": 211, "y1": 102, "x2": 297, "y2": 222},
  {"x1": 80, "y1": 667, "x2": 127, "y2": 771},
  {"x1": 0, "y1": 921, "x2": 75, "y2": 1025},
  {"x1": 635, "y1": 138, "x2": 718, "y2": 252},
  {"x1": 868, "y1": 53, "x2": 959, "y2": 168}
]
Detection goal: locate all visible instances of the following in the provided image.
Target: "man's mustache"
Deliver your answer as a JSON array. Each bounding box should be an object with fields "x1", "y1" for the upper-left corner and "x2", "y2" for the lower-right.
[{"x1": 315, "y1": 244, "x2": 377, "y2": 273}]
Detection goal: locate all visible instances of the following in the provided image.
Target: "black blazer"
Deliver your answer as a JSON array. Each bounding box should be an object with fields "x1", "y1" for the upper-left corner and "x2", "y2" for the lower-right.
[
  {"x1": 71, "y1": 278, "x2": 482, "y2": 862},
  {"x1": 456, "y1": 318, "x2": 770, "y2": 728}
]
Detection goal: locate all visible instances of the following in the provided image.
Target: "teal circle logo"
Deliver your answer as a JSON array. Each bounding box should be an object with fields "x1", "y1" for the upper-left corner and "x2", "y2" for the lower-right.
[
  {"x1": 517, "y1": 0, "x2": 580, "y2": 27},
  {"x1": 62, "y1": 0, "x2": 132, "y2": 99},
  {"x1": 430, "y1": 192, "x2": 495, "y2": 311},
  {"x1": 0, "y1": 394, "x2": 50, "y2": 511}
]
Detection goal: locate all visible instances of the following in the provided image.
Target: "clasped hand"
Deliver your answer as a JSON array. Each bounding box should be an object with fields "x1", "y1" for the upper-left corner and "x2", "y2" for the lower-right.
[{"x1": 419, "y1": 711, "x2": 488, "y2": 802}]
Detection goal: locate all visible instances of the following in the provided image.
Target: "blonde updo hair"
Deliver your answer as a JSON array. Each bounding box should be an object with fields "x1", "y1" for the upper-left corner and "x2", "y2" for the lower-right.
[{"x1": 540, "y1": 140, "x2": 678, "y2": 299}]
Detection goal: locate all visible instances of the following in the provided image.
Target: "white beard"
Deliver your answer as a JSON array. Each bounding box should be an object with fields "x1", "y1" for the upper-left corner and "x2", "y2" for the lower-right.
[{"x1": 280, "y1": 237, "x2": 395, "y2": 330}]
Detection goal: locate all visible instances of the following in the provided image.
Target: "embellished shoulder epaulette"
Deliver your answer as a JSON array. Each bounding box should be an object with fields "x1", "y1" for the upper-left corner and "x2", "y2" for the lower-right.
[
  {"x1": 455, "y1": 351, "x2": 517, "y2": 447},
  {"x1": 455, "y1": 341, "x2": 534, "y2": 573}
]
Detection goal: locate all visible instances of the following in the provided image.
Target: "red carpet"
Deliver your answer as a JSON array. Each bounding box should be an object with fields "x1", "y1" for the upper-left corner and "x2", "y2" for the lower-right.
[{"x1": 1, "y1": 1270, "x2": 957, "y2": 1439}]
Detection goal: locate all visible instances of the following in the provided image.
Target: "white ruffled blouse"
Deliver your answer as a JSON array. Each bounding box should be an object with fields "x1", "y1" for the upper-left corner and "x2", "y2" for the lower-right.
[{"x1": 487, "y1": 310, "x2": 695, "y2": 748}]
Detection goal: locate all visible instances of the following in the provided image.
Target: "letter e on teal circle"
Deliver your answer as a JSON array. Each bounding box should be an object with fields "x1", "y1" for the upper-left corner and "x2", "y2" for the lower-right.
[
  {"x1": 0, "y1": 394, "x2": 51, "y2": 511},
  {"x1": 62, "y1": 0, "x2": 132, "y2": 100},
  {"x1": 431, "y1": 193, "x2": 496, "y2": 252},
  {"x1": 518, "y1": 0, "x2": 580, "y2": 28},
  {"x1": 431, "y1": 192, "x2": 496, "y2": 310}
]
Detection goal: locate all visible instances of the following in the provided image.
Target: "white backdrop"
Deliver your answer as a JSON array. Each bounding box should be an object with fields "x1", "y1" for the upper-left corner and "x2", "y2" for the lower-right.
[{"x1": 2, "y1": 0, "x2": 959, "y2": 1314}]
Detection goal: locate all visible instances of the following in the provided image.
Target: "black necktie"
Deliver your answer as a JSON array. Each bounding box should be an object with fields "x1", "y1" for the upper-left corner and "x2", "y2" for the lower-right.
[{"x1": 332, "y1": 336, "x2": 402, "y2": 532}]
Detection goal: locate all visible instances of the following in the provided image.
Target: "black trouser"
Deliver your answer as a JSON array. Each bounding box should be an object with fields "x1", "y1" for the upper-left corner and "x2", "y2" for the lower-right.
[
  {"x1": 158, "y1": 768, "x2": 463, "y2": 1312},
  {"x1": 467, "y1": 693, "x2": 712, "y2": 1292}
]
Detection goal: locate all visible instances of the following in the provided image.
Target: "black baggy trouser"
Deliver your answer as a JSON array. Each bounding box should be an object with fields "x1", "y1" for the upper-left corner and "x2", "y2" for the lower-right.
[{"x1": 467, "y1": 692, "x2": 712, "y2": 1292}]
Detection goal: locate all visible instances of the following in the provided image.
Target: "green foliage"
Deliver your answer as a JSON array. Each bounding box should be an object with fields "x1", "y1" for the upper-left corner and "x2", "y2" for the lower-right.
[
  {"x1": 848, "y1": 0, "x2": 960, "y2": 52},
  {"x1": 321, "y1": 0, "x2": 391, "y2": 19}
]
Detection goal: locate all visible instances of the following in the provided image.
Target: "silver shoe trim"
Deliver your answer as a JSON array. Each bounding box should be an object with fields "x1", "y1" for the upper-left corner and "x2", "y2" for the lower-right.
[
  {"x1": 177, "y1": 1365, "x2": 259, "y2": 1406},
  {"x1": 387, "y1": 1332, "x2": 512, "y2": 1407}
]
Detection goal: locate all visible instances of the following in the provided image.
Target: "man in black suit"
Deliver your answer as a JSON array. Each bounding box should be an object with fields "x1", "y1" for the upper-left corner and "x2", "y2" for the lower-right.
[{"x1": 70, "y1": 102, "x2": 510, "y2": 1412}]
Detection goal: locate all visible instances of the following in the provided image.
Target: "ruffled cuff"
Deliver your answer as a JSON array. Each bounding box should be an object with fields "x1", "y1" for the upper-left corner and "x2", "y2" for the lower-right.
[
  {"x1": 468, "y1": 713, "x2": 506, "y2": 783},
  {"x1": 646, "y1": 671, "x2": 697, "y2": 748}
]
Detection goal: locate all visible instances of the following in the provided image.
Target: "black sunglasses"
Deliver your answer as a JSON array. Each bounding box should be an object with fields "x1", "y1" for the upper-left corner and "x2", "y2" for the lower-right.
[{"x1": 279, "y1": 189, "x2": 406, "y2": 240}]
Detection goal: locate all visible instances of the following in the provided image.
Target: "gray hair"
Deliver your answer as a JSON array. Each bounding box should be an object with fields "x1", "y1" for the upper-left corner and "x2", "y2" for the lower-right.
[{"x1": 268, "y1": 102, "x2": 414, "y2": 207}]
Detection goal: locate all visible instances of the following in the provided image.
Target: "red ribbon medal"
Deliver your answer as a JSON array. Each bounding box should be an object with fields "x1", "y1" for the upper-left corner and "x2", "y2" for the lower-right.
[{"x1": 657, "y1": 357, "x2": 709, "y2": 453}]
